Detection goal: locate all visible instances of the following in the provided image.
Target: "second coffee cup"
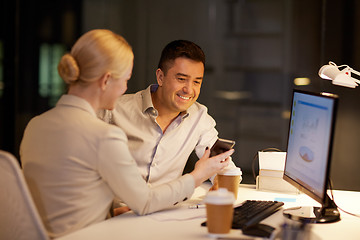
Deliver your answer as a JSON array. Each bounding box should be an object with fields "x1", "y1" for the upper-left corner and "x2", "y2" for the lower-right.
[{"x1": 204, "y1": 188, "x2": 235, "y2": 236}]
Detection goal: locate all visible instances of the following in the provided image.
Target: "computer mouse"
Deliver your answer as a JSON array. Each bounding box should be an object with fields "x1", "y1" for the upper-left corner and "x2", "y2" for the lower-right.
[{"x1": 242, "y1": 223, "x2": 275, "y2": 238}]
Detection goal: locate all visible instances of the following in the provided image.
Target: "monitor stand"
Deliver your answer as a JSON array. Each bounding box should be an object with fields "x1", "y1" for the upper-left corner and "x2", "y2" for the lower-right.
[{"x1": 283, "y1": 194, "x2": 340, "y2": 223}]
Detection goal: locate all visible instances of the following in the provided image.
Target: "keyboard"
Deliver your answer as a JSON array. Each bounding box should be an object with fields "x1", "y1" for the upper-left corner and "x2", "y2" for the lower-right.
[{"x1": 232, "y1": 200, "x2": 284, "y2": 229}]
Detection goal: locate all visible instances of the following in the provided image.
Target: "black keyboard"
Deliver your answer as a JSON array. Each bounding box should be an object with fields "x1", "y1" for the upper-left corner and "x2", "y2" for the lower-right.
[{"x1": 232, "y1": 200, "x2": 284, "y2": 229}]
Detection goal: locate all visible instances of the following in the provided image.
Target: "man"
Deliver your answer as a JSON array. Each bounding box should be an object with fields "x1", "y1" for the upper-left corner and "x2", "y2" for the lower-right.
[{"x1": 100, "y1": 40, "x2": 235, "y2": 187}]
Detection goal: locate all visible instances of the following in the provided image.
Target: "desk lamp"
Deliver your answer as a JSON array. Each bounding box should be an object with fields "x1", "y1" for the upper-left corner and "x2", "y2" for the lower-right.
[{"x1": 318, "y1": 61, "x2": 360, "y2": 88}]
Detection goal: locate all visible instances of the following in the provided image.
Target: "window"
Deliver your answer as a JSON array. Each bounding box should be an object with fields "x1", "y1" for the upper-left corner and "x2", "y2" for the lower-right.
[{"x1": 38, "y1": 43, "x2": 66, "y2": 106}]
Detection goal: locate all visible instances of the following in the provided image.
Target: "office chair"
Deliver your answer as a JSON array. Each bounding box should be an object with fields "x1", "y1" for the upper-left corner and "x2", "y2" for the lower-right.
[{"x1": 0, "y1": 150, "x2": 49, "y2": 240}]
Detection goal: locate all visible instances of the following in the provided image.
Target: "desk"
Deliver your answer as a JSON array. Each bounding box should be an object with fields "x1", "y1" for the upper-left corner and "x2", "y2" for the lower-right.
[{"x1": 58, "y1": 184, "x2": 360, "y2": 240}]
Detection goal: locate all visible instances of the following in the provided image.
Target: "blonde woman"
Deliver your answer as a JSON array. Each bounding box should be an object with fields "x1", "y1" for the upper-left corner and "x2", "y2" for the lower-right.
[{"x1": 20, "y1": 29, "x2": 233, "y2": 238}]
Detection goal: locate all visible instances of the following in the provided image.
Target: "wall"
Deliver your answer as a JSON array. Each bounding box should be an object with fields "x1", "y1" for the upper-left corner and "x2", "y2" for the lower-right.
[
  {"x1": 82, "y1": 0, "x2": 360, "y2": 191},
  {"x1": 1, "y1": 0, "x2": 359, "y2": 191}
]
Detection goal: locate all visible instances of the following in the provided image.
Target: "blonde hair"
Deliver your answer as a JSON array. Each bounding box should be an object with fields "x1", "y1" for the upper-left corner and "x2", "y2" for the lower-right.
[{"x1": 58, "y1": 29, "x2": 133, "y2": 85}]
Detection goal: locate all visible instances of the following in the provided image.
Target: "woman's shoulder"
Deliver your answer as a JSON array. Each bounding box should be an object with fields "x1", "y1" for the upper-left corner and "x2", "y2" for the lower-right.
[{"x1": 90, "y1": 115, "x2": 123, "y2": 131}]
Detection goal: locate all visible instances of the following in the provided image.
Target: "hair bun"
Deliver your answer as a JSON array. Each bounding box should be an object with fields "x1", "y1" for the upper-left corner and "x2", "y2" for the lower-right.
[{"x1": 58, "y1": 53, "x2": 80, "y2": 84}]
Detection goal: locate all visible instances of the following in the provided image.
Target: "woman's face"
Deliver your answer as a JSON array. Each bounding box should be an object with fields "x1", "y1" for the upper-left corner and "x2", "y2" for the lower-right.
[{"x1": 103, "y1": 63, "x2": 133, "y2": 110}]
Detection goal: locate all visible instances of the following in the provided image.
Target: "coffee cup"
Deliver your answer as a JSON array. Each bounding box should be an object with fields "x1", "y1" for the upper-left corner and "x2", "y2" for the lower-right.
[
  {"x1": 217, "y1": 167, "x2": 242, "y2": 200},
  {"x1": 204, "y1": 188, "x2": 235, "y2": 236}
]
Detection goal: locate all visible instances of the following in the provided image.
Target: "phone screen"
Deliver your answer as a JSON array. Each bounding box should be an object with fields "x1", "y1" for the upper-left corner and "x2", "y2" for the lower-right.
[{"x1": 210, "y1": 138, "x2": 235, "y2": 157}]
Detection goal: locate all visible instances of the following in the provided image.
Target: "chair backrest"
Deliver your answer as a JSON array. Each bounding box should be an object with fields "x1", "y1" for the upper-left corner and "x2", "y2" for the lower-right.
[{"x1": 0, "y1": 150, "x2": 49, "y2": 240}]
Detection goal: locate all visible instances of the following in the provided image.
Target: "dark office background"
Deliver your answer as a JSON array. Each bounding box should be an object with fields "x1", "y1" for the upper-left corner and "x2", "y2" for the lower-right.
[{"x1": 1, "y1": 0, "x2": 360, "y2": 191}]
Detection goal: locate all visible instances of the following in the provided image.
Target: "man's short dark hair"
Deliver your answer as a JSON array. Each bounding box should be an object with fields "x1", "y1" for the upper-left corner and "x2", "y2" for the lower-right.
[{"x1": 157, "y1": 40, "x2": 205, "y2": 74}]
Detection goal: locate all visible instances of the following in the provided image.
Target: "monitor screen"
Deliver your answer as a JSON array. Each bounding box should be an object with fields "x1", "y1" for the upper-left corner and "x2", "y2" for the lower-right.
[{"x1": 283, "y1": 89, "x2": 340, "y2": 223}]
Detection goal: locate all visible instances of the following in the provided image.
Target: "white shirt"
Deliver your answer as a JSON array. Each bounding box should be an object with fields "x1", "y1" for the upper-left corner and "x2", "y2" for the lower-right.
[
  {"x1": 100, "y1": 84, "x2": 219, "y2": 186},
  {"x1": 20, "y1": 94, "x2": 194, "y2": 238}
]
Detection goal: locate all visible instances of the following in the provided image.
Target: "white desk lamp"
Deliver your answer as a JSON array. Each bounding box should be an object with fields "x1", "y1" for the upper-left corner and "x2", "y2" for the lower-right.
[{"x1": 318, "y1": 61, "x2": 360, "y2": 88}]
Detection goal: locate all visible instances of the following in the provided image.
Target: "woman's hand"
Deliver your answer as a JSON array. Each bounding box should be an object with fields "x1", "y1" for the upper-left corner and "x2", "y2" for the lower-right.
[
  {"x1": 113, "y1": 206, "x2": 131, "y2": 216},
  {"x1": 190, "y1": 147, "x2": 234, "y2": 187},
  {"x1": 209, "y1": 175, "x2": 219, "y2": 191}
]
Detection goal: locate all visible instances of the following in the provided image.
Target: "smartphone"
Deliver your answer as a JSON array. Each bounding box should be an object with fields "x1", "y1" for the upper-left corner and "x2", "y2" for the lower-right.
[{"x1": 210, "y1": 138, "x2": 235, "y2": 157}]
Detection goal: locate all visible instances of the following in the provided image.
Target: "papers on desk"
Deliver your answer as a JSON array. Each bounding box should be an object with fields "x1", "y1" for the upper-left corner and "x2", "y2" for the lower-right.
[
  {"x1": 149, "y1": 186, "x2": 209, "y2": 221},
  {"x1": 256, "y1": 151, "x2": 299, "y2": 194},
  {"x1": 148, "y1": 197, "x2": 206, "y2": 221},
  {"x1": 149, "y1": 204, "x2": 206, "y2": 221},
  {"x1": 258, "y1": 151, "x2": 286, "y2": 171}
]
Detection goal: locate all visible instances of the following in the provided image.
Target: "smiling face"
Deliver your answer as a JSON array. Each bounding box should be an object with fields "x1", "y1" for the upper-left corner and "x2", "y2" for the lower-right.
[{"x1": 154, "y1": 57, "x2": 204, "y2": 115}]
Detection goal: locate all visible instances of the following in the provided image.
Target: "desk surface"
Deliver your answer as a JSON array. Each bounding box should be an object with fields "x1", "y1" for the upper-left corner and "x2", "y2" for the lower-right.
[{"x1": 58, "y1": 184, "x2": 360, "y2": 240}]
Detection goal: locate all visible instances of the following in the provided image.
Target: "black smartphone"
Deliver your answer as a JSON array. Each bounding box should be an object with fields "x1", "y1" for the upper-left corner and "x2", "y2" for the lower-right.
[{"x1": 210, "y1": 138, "x2": 235, "y2": 157}]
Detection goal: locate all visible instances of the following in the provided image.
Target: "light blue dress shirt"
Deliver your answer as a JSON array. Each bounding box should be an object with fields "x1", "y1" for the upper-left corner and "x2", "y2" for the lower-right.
[{"x1": 103, "y1": 84, "x2": 219, "y2": 186}]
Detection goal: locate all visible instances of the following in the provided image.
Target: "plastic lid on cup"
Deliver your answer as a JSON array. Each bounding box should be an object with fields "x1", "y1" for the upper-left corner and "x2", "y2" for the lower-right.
[
  {"x1": 219, "y1": 166, "x2": 242, "y2": 176},
  {"x1": 204, "y1": 188, "x2": 235, "y2": 205}
]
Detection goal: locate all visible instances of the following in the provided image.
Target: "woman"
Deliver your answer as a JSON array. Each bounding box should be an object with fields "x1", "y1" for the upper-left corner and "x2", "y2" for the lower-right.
[{"x1": 20, "y1": 29, "x2": 233, "y2": 238}]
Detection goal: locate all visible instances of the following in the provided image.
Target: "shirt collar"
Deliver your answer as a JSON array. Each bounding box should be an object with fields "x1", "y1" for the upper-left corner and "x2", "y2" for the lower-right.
[
  {"x1": 56, "y1": 94, "x2": 97, "y2": 117},
  {"x1": 141, "y1": 84, "x2": 158, "y2": 115},
  {"x1": 141, "y1": 84, "x2": 190, "y2": 119}
]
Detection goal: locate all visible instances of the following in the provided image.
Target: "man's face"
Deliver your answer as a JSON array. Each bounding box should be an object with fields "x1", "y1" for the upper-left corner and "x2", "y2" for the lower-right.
[{"x1": 156, "y1": 57, "x2": 204, "y2": 113}]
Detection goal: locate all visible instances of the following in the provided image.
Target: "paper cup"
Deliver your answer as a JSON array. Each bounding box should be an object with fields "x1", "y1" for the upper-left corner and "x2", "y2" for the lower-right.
[
  {"x1": 218, "y1": 167, "x2": 242, "y2": 199},
  {"x1": 204, "y1": 188, "x2": 235, "y2": 236}
]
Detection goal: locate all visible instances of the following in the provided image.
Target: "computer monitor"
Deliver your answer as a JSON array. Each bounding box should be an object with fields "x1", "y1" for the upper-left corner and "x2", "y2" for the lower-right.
[{"x1": 283, "y1": 89, "x2": 340, "y2": 223}]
